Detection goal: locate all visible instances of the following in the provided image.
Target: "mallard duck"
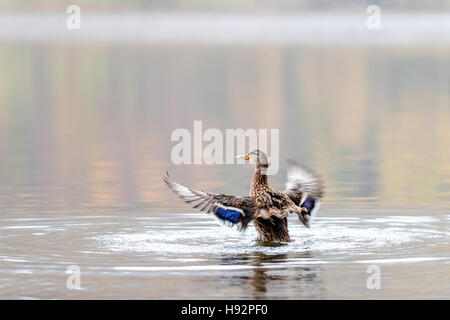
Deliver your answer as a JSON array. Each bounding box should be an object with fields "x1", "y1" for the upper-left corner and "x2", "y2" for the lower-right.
[{"x1": 163, "y1": 149, "x2": 324, "y2": 242}]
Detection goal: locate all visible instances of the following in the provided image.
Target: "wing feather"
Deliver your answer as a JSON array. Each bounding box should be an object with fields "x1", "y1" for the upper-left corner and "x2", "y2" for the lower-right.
[
  {"x1": 283, "y1": 160, "x2": 324, "y2": 222},
  {"x1": 163, "y1": 173, "x2": 255, "y2": 231},
  {"x1": 284, "y1": 160, "x2": 324, "y2": 201}
]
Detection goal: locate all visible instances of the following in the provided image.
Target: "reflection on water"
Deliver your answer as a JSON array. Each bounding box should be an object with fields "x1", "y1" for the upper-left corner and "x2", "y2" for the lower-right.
[{"x1": 240, "y1": 252, "x2": 322, "y2": 299}]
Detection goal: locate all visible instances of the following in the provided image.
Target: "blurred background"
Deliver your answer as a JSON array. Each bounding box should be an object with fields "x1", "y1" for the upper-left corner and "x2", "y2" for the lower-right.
[
  {"x1": 0, "y1": 0, "x2": 449, "y2": 214},
  {"x1": 1, "y1": 0, "x2": 449, "y2": 11}
]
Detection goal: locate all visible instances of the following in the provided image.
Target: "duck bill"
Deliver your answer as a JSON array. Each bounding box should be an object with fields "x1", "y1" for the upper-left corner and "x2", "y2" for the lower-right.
[{"x1": 236, "y1": 154, "x2": 250, "y2": 160}]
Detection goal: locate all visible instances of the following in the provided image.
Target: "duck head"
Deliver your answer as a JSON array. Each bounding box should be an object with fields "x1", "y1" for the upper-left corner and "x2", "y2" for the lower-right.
[{"x1": 237, "y1": 149, "x2": 269, "y2": 174}]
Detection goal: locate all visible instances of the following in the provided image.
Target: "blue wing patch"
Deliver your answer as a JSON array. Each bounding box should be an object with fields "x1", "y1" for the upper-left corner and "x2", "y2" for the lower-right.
[
  {"x1": 301, "y1": 197, "x2": 315, "y2": 215},
  {"x1": 215, "y1": 207, "x2": 242, "y2": 224}
]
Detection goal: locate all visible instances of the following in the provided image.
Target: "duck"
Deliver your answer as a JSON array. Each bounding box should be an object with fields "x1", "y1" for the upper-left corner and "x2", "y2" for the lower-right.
[{"x1": 163, "y1": 149, "x2": 324, "y2": 242}]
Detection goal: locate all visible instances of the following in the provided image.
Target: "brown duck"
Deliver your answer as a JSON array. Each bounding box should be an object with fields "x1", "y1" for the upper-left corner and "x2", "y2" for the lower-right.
[{"x1": 163, "y1": 149, "x2": 324, "y2": 242}]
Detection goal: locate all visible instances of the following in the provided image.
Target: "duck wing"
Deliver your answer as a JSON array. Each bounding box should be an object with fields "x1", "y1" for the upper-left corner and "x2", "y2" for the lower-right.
[
  {"x1": 283, "y1": 159, "x2": 324, "y2": 218},
  {"x1": 163, "y1": 173, "x2": 255, "y2": 231}
]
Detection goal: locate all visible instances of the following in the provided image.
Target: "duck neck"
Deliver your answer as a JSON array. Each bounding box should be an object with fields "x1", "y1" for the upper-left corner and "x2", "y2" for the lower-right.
[{"x1": 251, "y1": 167, "x2": 269, "y2": 190}]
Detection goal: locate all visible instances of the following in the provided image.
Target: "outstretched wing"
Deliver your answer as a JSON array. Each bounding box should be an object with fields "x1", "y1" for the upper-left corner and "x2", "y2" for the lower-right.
[
  {"x1": 163, "y1": 173, "x2": 255, "y2": 231},
  {"x1": 284, "y1": 159, "x2": 324, "y2": 218}
]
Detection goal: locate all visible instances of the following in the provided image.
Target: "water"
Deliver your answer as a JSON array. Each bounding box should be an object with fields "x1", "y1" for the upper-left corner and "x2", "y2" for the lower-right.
[
  {"x1": 0, "y1": 14, "x2": 449, "y2": 299},
  {"x1": 1, "y1": 209, "x2": 449, "y2": 299}
]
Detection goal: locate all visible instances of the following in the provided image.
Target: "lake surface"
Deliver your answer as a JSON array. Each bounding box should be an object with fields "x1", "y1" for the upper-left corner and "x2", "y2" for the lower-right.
[
  {"x1": 0, "y1": 14, "x2": 449, "y2": 299},
  {"x1": 1, "y1": 209, "x2": 449, "y2": 299}
]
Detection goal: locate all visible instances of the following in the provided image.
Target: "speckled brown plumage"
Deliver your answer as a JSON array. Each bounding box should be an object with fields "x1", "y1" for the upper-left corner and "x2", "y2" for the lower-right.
[{"x1": 250, "y1": 168, "x2": 305, "y2": 242}]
